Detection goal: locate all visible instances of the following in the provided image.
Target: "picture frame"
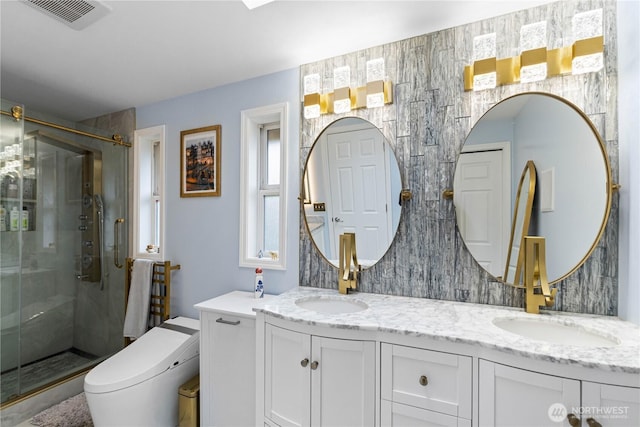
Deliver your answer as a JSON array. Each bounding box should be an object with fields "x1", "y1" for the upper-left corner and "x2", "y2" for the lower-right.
[{"x1": 180, "y1": 124, "x2": 221, "y2": 197}]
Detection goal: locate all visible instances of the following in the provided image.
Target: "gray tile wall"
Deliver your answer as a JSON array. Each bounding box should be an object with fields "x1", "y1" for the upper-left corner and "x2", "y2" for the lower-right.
[{"x1": 299, "y1": 0, "x2": 618, "y2": 315}]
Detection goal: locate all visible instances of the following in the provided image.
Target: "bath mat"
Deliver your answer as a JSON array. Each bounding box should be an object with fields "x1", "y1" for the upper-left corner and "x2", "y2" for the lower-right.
[{"x1": 30, "y1": 393, "x2": 93, "y2": 427}]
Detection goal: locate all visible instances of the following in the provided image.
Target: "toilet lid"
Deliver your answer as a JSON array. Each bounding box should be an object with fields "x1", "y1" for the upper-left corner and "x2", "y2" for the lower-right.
[{"x1": 84, "y1": 317, "x2": 199, "y2": 394}]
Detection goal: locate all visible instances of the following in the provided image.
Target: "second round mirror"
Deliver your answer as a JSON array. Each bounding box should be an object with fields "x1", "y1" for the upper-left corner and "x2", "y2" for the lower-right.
[{"x1": 453, "y1": 93, "x2": 612, "y2": 285}]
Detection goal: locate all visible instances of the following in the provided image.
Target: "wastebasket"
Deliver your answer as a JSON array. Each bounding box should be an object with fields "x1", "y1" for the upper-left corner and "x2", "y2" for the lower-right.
[{"x1": 178, "y1": 374, "x2": 200, "y2": 427}]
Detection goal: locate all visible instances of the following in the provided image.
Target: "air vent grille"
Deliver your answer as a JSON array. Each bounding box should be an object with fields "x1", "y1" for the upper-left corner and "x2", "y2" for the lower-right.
[{"x1": 21, "y1": 0, "x2": 111, "y2": 30}]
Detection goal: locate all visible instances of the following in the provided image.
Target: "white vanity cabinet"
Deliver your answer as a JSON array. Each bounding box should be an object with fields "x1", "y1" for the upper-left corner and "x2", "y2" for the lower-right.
[
  {"x1": 263, "y1": 323, "x2": 376, "y2": 427},
  {"x1": 582, "y1": 382, "x2": 640, "y2": 426},
  {"x1": 381, "y1": 343, "x2": 472, "y2": 426},
  {"x1": 256, "y1": 289, "x2": 640, "y2": 427},
  {"x1": 479, "y1": 360, "x2": 640, "y2": 427},
  {"x1": 195, "y1": 291, "x2": 273, "y2": 427}
]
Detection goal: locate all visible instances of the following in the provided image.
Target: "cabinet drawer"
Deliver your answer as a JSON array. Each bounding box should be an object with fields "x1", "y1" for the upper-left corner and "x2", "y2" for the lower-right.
[
  {"x1": 381, "y1": 343, "x2": 472, "y2": 419},
  {"x1": 381, "y1": 400, "x2": 471, "y2": 427}
]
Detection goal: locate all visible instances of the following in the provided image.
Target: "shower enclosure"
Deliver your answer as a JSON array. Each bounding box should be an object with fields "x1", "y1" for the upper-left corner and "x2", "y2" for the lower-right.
[{"x1": 0, "y1": 99, "x2": 129, "y2": 405}]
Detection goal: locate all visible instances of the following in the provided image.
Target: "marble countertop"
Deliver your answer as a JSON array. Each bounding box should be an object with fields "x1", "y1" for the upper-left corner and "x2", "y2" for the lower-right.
[{"x1": 255, "y1": 287, "x2": 640, "y2": 374}]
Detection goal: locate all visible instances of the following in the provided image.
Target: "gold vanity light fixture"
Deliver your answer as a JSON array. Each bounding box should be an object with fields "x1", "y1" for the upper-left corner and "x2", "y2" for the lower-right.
[
  {"x1": 523, "y1": 236, "x2": 558, "y2": 314},
  {"x1": 303, "y1": 73, "x2": 325, "y2": 119},
  {"x1": 303, "y1": 58, "x2": 393, "y2": 119},
  {"x1": 463, "y1": 8, "x2": 604, "y2": 91},
  {"x1": 333, "y1": 66, "x2": 352, "y2": 114},
  {"x1": 571, "y1": 9, "x2": 604, "y2": 75},
  {"x1": 520, "y1": 21, "x2": 548, "y2": 83},
  {"x1": 338, "y1": 232, "x2": 361, "y2": 294}
]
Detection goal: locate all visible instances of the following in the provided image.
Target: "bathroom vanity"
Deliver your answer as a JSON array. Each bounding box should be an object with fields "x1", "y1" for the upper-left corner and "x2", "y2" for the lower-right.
[
  {"x1": 255, "y1": 288, "x2": 640, "y2": 427},
  {"x1": 195, "y1": 291, "x2": 274, "y2": 427}
]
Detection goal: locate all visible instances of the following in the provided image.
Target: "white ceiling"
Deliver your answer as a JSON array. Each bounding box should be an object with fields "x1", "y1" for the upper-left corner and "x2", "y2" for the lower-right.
[{"x1": 1, "y1": 0, "x2": 552, "y2": 122}]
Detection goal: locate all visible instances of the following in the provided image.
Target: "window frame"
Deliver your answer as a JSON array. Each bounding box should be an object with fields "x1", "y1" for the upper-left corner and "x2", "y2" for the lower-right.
[
  {"x1": 133, "y1": 125, "x2": 165, "y2": 261},
  {"x1": 239, "y1": 103, "x2": 288, "y2": 270}
]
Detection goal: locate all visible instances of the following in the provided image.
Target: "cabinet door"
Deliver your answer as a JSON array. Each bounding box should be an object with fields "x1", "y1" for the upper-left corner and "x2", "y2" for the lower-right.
[
  {"x1": 202, "y1": 313, "x2": 256, "y2": 427},
  {"x1": 311, "y1": 336, "x2": 376, "y2": 427},
  {"x1": 479, "y1": 360, "x2": 580, "y2": 427},
  {"x1": 265, "y1": 325, "x2": 311, "y2": 427},
  {"x1": 381, "y1": 400, "x2": 471, "y2": 427},
  {"x1": 582, "y1": 382, "x2": 640, "y2": 427}
]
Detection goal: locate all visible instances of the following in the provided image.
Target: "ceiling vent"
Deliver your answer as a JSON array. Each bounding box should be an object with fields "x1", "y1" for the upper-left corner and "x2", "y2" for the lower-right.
[{"x1": 21, "y1": 0, "x2": 112, "y2": 30}]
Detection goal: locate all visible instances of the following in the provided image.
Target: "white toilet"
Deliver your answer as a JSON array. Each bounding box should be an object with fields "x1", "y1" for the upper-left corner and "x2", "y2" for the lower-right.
[{"x1": 84, "y1": 316, "x2": 200, "y2": 427}]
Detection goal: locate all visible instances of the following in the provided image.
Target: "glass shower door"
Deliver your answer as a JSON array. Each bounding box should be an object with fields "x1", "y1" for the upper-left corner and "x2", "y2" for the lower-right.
[{"x1": 0, "y1": 101, "x2": 129, "y2": 404}]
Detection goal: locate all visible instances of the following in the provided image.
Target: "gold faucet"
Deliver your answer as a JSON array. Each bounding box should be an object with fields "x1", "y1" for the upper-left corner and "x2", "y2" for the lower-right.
[
  {"x1": 523, "y1": 236, "x2": 558, "y2": 314},
  {"x1": 338, "y1": 233, "x2": 361, "y2": 294}
]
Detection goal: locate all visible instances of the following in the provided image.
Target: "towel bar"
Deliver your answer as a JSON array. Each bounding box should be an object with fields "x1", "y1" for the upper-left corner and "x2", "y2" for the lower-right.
[{"x1": 124, "y1": 258, "x2": 181, "y2": 345}]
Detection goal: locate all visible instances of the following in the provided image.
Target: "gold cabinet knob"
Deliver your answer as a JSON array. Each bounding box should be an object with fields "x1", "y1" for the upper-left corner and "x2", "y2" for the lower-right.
[
  {"x1": 567, "y1": 413, "x2": 580, "y2": 427},
  {"x1": 419, "y1": 375, "x2": 428, "y2": 386},
  {"x1": 310, "y1": 361, "x2": 319, "y2": 370},
  {"x1": 300, "y1": 358, "x2": 309, "y2": 368},
  {"x1": 586, "y1": 418, "x2": 602, "y2": 427}
]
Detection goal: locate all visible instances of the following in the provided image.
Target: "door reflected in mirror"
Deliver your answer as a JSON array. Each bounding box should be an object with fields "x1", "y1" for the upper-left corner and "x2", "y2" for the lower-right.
[
  {"x1": 303, "y1": 118, "x2": 402, "y2": 268},
  {"x1": 453, "y1": 93, "x2": 612, "y2": 285}
]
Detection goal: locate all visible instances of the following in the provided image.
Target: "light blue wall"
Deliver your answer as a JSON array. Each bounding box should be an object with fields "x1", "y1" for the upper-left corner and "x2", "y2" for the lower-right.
[{"x1": 136, "y1": 68, "x2": 300, "y2": 318}]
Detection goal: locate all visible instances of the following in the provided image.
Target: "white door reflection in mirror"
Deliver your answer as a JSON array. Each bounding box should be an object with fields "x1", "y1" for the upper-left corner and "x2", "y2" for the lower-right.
[
  {"x1": 454, "y1": 147, "x2": 509, "y2": 278},
  {"x1": 303, "y1": 118, "x2": 402, "y2": 269},
  {"x1": 327, "y1": 127, "x2": 390, "y2": 265}
]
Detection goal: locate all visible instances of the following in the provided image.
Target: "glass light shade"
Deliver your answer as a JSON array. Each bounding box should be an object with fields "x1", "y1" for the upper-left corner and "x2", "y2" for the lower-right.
[
  {"x1": 573, "y1": 9, "x2": 602, "y2": 40},
  {"x1": 304, "y1": 104, "x2": 320, "y2": 120},
  {"x1": 521, "y1": 63, "x2": 548, "y2": 83},
  {"x1": 366, "y1": 93, "x2": 385, "y2": 109},
  {"x1": 334, "y1": 98, "x2": 351, "y2": 114},
  {"x1": 303, "y1": 73, "x2": 320, "y2": 95},
  {"x1": 333, "y1": 66, "x2": 351, "y2": 113},
  {"x1": 366, "y1": 58, "x2": 385, "y2": 108},
  {"x1": 303, "y1": 73, "x2": 321, "y2": 119},
  {"x1": 572, "y1": 9, "x2": 603, "y2": 75},
  {"x1": 520, "y1": 21, "x2": 547, "y2": 51},
  {"x1": 473, "y1": 73, "x2": 497, "y2": 91},
  {"x1": 333, "y1": 66, "x2": 350, "y2": 89},
  {"x1": 572, "y1": 53, "x2": 603, "y2": 74},
  {"x1": 366, "y1": 58, "x2": 385, "y2": 82},
  {"x1": 473, "y1": 33, "x2": 496, "y2": 61},
  {"x1": 472, "y1": 33, "x2": 497, "y2": 90}
]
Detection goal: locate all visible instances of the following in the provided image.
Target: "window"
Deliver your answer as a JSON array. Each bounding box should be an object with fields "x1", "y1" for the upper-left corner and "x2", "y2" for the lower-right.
[
  {"x1": 133, "y1": 125, "x2": 165, "y2": 260},
  {"x1": 240, "y1": 103, "x2": 288, "y2": 270}
]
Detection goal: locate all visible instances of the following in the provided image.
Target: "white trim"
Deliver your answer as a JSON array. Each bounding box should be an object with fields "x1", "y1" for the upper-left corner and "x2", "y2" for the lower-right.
[
  {"x1": 133, "y1": 125, "x2": 165, "y2": 261},
  {"x1": 239, "y1": 102, "x2": 288, "y2": 270}
]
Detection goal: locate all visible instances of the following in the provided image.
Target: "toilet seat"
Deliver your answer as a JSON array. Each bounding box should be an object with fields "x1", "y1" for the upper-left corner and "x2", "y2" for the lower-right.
[{"x1": 84, "y1": 317, "x2": 199, "y2": 394}]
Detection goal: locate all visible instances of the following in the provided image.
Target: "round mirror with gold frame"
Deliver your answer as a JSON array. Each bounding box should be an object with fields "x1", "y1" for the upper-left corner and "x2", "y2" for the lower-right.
[
  {"x1": 302, "y1": 117, "x2": 402, "y2": 268},
  {"x1": 453, "y1": 92, "x2": 613, "y2": 285}
]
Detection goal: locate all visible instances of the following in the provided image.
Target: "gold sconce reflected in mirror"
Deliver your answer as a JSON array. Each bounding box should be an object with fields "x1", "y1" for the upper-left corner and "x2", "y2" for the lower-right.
[{"x1": 464, "y1": 9, "x2": 604, "y2": 91}]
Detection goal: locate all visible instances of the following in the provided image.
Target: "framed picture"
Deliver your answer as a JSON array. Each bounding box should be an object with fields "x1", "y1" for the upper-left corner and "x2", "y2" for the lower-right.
[{"x1": 180, "y1": 125, "x2": 221, "y2": 197}]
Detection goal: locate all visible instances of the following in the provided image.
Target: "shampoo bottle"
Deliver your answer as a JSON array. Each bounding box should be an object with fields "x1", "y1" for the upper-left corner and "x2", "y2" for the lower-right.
[
  {"x1": 0, "y1": 205, "x2": 6, "y2": 232},
  {"x1": 10, "y1": 206, "x2": 19, "y2": 231},
  {"x1": 21, "y1": 207, "x2": 29, "y2": 231},
  {"x1": 254, "y1": 267, "x2": 264, "y2": 298}
]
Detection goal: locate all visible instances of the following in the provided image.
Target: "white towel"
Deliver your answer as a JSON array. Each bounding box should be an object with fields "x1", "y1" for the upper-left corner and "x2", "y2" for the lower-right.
[{"x1": 123, "y1": 259, "x2": 154, "y2": 339}]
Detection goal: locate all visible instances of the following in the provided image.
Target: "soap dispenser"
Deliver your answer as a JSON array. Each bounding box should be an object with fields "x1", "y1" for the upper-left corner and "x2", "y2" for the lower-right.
[{"x1": 254, "y1": 267, "x2": 264, "y2": 298}]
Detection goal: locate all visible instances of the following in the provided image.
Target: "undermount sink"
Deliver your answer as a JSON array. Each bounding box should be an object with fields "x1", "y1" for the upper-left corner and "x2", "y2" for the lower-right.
[
  {"x1": 295, "y1": 296, "x2": 369, "y2": 314},
  {"x1": 493, "y1": 317, "x2": 620, "y2": 347}
]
